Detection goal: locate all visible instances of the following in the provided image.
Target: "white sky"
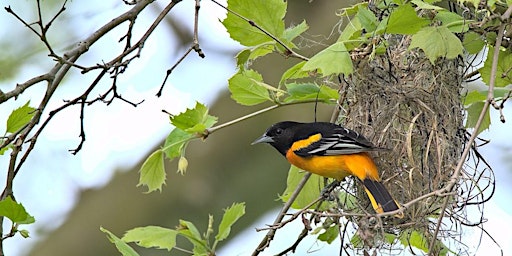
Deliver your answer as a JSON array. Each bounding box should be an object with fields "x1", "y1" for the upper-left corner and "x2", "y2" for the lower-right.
[{"x1": 1, "y1": 1, "x2": 511, "y2": 255}]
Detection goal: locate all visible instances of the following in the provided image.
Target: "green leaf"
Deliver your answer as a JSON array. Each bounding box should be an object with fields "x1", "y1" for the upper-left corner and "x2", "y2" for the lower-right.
[
  {"x1": 228, "y1": 69, "x2": 272, "y2": 105},
  {"x1": 350, "y1": 233, "x2": 363, "y2": 248},
  {"x1": 177, "y1": 220, "x2": 209, "y2": 254},
  {"x1": 122, "y1": 226, "x2": 178, "y2": 251},
  {"x1": 317, "y1": 224, "x2": 339, "y2": 244},
  {"x1": 6, "y1": 101, "x2": 35, "y2": 134},
  {"x1": 387, "y1": 4, "x2": 430, "y2": 35},
  {"x1": 302, "y1": 42, "x2": 353, "y2": 76},
  {"x1": 465, "y1": 101, "x2": 490, "y2": 135},
  {"x1": 479, "y1": 46, "x2": 512, "y2": 87},
  {"x1": 411, "y1": 0, "x2": 444, "y2": 10},
  {"x1": 399, "y1": 230, "x2": 428, "y2": 252},
  {"x1": 283, "y1": 20, "x2": 309, "y2": 46},
  {"x1": 463, "y1": 90, "x2": 487, "y2": 106},
  {"x1": 138, "y1": 150, "x2": 165, "y2": 193},
  {"x1": 178, "y1": 220, "x2": 203, "y2": 242},
  {"x1": 434, "y1": 11, "x2": 469, "y2": 33},
  {"x1": 236, "y1": 49, "x2": 251, "y2": 67},
  {"x1": 101, "y1": 227, "x2": 140, "y2": 256},
  {"x1": 0, "y1": 196, "x2": 35, "y2": 224},
  {"x1": 222, "y1": 0, "x2": 286, "y2": 46},
  {"x1": 0, "y1": 141, "x2": 11, "y2": 155},
  {"x1": 170, "y1": 102, "x2": 217, "y2": 133},
  {"x1": 280, "y1": 166, "x2": 325, "y2": 209},
  {"x1": 409, "y1": 26, "x2": 463, "y2": 64},
  {"x1": 279, "y1": 61, "x2": 309, "y2": 85},
  {"x1": 162, "y1": 128, "x2": 194, "y2": 160},
  {"x1": 283, "y1": 83, "x2": 338, "y2": 103},
  {"x1": 356, "y1": 7, "x2": 378, "y2": 33},
  {"x1": 463, "y1": 31, "x2": 485, "y2": 54},
  {"x1": 215, "y1": 202, "x2": 246, "y2": 242}
]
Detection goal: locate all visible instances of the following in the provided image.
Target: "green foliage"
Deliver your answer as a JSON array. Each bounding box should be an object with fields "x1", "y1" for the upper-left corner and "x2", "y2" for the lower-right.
[
  {"x1": 106, "y1": 203, "x2": 246, "y2": 255},
  {"x1": 317, "y1": 224, "x2": 340, "y2": 244},
  {"x1": 280, "y1": 166, "x2": 324, "y2": 209},
  {"x1": 222, "y1": 0, "x2": 286, "y2": 47},
  {"x1": 216, "y1": 202, "x2": 246, "y2": 242},
  {"x1": 138, "y1": 102, "x2": 217, "y2": 192},
  {"x1": 409, "y1": 26, "x2": 463, "y2": 64},
  {"x1": 465, "y1": 101, "x2": 491, "y2": 135},
  {"x1": 479, "y1": 46, "x2": 512, "y2": 87},
  {"x1": 228, "y1": 69, "x2": 273, "y2": 105},
  {"x1": 101, "y1": 227, "x2": 140, "y2": 256},
  {"x1": 0, "y1": 196, "x2": 35, "y2": 226},
  {"x1": 301, "y1": 42, "x2": 353, "y2": 76},
  {"x1": 386, "y1": 4, "x2": 429, "y2": 35},
  {"x1": 137, "y1": 150, "x2": 165, "y2": 193},
  {"x1": 6, "y1": 101, "x2": 35, "y2": 134},
  {"x1": 170, "y1": 102, "x2": 218, "y2": 133},
  {"x1": 399, "y1": 229, "x2": 449, "y2": 256},
  {"x1": 123, "y1": 226, "x2": 177, "y2": 251}
]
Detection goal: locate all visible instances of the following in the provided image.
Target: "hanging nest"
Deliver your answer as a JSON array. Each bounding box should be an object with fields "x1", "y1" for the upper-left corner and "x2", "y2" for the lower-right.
[{"x1": 334, "y1": 35, "x2": 494, "y2": 254}]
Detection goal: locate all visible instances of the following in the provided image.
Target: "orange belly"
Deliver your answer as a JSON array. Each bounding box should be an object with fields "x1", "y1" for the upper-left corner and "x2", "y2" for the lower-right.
[{"x1": 285, "y1": 151, "x2": 380, "y2": 181}]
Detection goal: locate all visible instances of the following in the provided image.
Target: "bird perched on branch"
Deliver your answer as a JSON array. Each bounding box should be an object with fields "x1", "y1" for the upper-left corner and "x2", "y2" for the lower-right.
[{"x1": 252, "y1": 121, "x2": 402, "y2": 217}]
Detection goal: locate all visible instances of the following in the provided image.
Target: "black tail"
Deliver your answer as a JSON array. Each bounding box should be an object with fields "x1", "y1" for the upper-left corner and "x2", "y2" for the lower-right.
[{"x1": 362, "y1": 179, "x2": 401, "y2": 215}]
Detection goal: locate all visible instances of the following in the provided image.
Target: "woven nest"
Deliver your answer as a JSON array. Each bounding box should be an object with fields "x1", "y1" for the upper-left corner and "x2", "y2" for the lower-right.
[{"x1": 336, "y1": 35, "x2": 479, "y2": 252}]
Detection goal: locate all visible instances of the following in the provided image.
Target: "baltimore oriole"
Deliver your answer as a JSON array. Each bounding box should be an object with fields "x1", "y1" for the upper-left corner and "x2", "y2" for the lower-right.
[{"x1": 252, "y1": 121, "x2": 401, "y2": 216}]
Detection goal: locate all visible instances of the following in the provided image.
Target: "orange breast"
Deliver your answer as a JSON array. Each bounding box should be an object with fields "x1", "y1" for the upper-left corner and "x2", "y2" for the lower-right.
[{"x1": 285, "y1": 151, "x2": 381, "y2": 181}]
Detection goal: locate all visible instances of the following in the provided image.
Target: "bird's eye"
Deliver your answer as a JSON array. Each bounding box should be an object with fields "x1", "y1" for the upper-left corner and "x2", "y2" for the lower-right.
[{"x1": 275, "y1": 128, "x2": 283, "y2": 135}]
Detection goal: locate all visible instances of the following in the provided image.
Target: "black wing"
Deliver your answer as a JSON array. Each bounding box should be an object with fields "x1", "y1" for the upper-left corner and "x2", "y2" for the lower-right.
[{"x1": 294, "y1": 126, "x2": 381, "y2": 157}]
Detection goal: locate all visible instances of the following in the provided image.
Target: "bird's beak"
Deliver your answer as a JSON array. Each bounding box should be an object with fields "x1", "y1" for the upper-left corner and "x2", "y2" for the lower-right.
[{"x1": 251, "y1": 134, "x2": 274, "y2": 145}]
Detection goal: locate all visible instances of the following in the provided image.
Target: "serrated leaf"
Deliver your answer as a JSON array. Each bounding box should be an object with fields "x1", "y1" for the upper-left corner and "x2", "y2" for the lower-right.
[
  {"x1": 283, "y1": 20, "x2": 309, "y2": 47},
  {"x1": 463, "y1": 90, "x2": 487, "y2": 106},
  {"x1": 122, "y1": 226, "x2": 178, "y2": 251},
  {"x1": 302, "y1": 42, "x2": 353, "y2": 76},
  {"x1": 279, "y1": 61, "x2": 309, "y2": 85},
  {"x1": 465, "y1": 101, "x2": 490, "y2": 135},
  {"x1": 138, "y1": 150, "x2": 165, "y2": 193},
  {"x1": 479, "y1": 46, "x2": 512, "y2": 87},
  {"x1": 178, "y1": 220, "x2": 203, "y2": 241},
  {"x1": 222, "y1": 0, "x2": 286, "y2": 46},
  {"x1": 463, "y1": 31, "x2": 485, "y2": 54},
  {"x1": 162, "y1": 128, "x2": 194, "y2": 160},
  {"x1": 356, "y1": 7, "x2": 378, "y2": 32},
  {"x1": 216, "y1": 202, "x2": 245, "y2": 242},
  {"x1": 236, "y1": 49, "x2": 250, "y2": 67},
  {"x1": 6, "y1": 101, "x2": 35, "y2": 134},
  {"x1": 101, "y1": 227, "x2": 140, "y2": 256},
  {"x1": 350, "y1": 233, "x2": 363, "y2": 247},
  {"x1": 283, "y1": 83, "x2": 338, "y2": 103},
  {"x1": 338, "y1": 2, "x2": 368, "y2": 16},
  {"x1": 280, "y1": 166, "x2": 325, "y2": 209},
  {"x1": 411, "y1": 0, "x2": 444, "y2": 10},
  {"x1": 399, "y1": 230, "x2": 428, "y2": 252},
  {"x1": 409, "y1": 26, "x2": 463, "y2": 64},
  {"x1": 177, "y1": 220, "x2": 209, "y2": 254},
  {"x1": 248, "y1": 44, "x2": 275, "y2": 61},
  {"x1": 170, "y1": 102, "x2": 217, "y2": 133},
  {"x1": 228, "y1": 70, "x2": 272, "y2": 105},
  {"x1": 318, "y1": 224, "x2": 339, "y2": 244},
  {"x1": 387, "y1": 4, "x2": 430, "y2": 35},
  {"x1": 434, "y1": 11, "x2": 470, "y2": 33},
  {"x1": 0, "y1": 196, "x2": 35, "y2": 224}
]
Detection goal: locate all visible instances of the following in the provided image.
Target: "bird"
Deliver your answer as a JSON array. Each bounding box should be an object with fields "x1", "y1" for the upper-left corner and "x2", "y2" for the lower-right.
[{"x1": 252, "y1": 121, "x2": 402, "y2": 216}]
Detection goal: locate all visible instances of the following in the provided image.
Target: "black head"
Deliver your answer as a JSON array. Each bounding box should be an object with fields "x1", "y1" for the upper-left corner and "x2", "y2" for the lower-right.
[{"x1": 252, "y1": 121, "x2": 302, "y2": 156}]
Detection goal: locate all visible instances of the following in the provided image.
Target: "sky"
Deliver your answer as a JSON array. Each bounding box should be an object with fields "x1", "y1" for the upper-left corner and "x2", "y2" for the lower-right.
[{"x1": 1, "y1": 1, "x2": 511, "y2": 255}]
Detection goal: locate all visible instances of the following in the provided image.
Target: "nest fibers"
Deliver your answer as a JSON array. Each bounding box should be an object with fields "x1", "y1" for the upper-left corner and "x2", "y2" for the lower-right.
[{"x1": 333, "y1": 36, "x2": 493, "y2": 253}]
